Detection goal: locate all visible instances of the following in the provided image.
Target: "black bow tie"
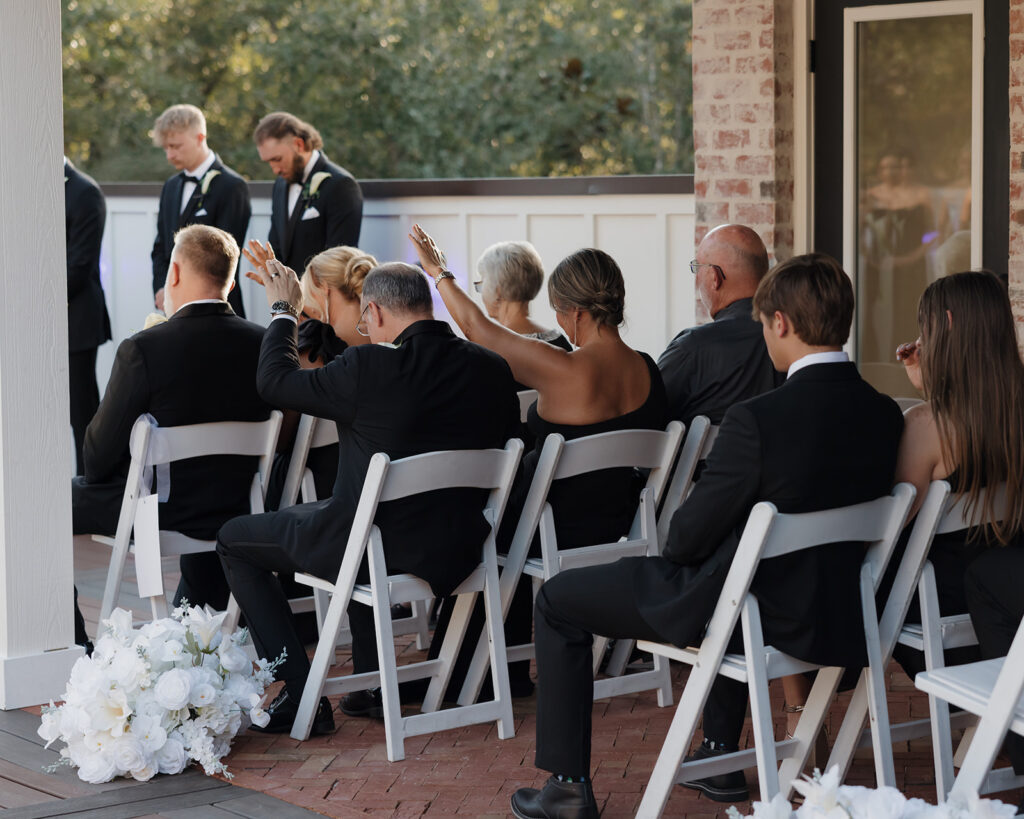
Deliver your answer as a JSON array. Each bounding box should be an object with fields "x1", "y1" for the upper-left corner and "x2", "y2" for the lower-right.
[{"x1": 182, "y1": 174, "x2": 202, "y2": 185}]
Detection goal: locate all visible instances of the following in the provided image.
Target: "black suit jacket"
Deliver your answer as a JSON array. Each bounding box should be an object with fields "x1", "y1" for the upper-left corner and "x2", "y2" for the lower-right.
[
  {"x1": 151, "y1": 155, "x2": 251, "y2": 316},
  {"x1": 634, "y1": 362, "x2": 904, "y2": 667},
  {"x1": 267, "y1": 152, "x2": 363, "y2": 274},
  {"x1": 253, "y1": 318, "x2": 519, "y2": 596},
  {"x1": 78, "y1": 302, "x2": 270, "y2": 538},
  {"x1": 64, "y1": 161, "x2": 111, "y2": 353}
]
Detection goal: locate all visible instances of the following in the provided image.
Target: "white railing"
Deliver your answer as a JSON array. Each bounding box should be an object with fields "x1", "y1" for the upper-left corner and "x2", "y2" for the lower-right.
[{"x1": 96, "y1": 191, "x2": 696, "y2": 391}]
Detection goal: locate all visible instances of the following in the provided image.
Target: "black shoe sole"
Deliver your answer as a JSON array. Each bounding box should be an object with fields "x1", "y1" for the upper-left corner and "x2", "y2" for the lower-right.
[{"x1": 679, "y1": 778, "x2": 750, "y2": 802}]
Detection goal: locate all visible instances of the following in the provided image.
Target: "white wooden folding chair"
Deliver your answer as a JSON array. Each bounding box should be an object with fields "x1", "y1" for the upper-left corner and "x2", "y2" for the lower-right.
[
  {"x1": 289, "y1": 440, "x2": 524, "y2": 762},
  {"x1": 917, "y1": 616, "x2": 1024, "y2": 804},
  {"x1": 633, "y1": 484, "x2": 915, "y2": 816},
  {"x1": 517, "y1": 389, "x2": 538, "y2": 424},
  {"x1": 459, "y1": 421, "x2": 685, "y2": 707},
  {"x1": 280, "y1": 414, "x2": 432, "y2": 649},
  {"x1": 655, "y1": 416, "x2": 716, "y2": 555},
  {"x1": 97, "y1": 411, "x2": 283, "y2": 622},
  {"x1": 828, "y1": 482, "x2": 1020, "y2": 801}
]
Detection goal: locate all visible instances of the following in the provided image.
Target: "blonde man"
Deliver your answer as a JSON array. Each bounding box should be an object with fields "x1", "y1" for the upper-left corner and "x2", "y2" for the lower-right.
[{"x1": 151, "y1": 104, "x2": 251, "y2": 316}]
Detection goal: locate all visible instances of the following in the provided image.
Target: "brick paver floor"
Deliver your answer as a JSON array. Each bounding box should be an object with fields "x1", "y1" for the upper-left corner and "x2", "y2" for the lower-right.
[{"x1": 73, "y1": 539, "x2": 1024, "y2": 818}]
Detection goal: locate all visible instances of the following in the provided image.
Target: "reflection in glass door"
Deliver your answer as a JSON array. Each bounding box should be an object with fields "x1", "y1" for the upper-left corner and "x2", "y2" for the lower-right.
[{"x1": 845, "y1": 3, "x2": 982, "y2": 397}]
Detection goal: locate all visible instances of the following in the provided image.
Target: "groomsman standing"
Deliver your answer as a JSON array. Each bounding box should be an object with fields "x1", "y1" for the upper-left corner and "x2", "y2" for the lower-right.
[
  {"x1": 64, "y1": 157, "x2": 112, "y2": 476},
  {"x1": 151, "y1": 104, "x2": 251, "y2": 316},
  {"x1": 253, "y1": 111, "x2": 363, "y2": 275}
]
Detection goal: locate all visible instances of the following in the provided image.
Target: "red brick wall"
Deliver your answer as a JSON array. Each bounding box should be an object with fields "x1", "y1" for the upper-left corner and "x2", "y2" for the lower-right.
[
  {"x1": 692, "y1": 0, "x2": 794, "y2": 321},
  {"x1": 1011, "y1": 0, "x2": 1024, "y2": 343}
]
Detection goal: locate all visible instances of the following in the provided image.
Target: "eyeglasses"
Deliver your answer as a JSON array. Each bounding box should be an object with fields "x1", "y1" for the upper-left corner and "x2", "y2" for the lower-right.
[
  {"x1": 356, "y1": 303, "x2": 372, "y2": 337},
  {"x1": 690, "y1": 261, "x2": 726, "y2": 280},
  {"x1": 472, "y1": 280, "x2": 483, "y2": 294}
]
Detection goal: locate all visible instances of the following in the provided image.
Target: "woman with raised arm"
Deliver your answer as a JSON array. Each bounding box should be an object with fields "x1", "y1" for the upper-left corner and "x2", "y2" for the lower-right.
[
  {"x1": 889, "y1": 270, "x2": 1024, "y2": 675},
  {"x1": 409, "y1": 224, "x2": 669, "y2": 698}
]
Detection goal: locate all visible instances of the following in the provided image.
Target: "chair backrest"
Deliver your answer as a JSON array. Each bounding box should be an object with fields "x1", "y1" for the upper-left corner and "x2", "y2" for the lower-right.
[
  {"x1": 655, "y1": 416, "x2": 713, "y2": 549},
  {"x1": 279, "y1": 414, "x2": 340, "y2": 508},
  {"x1": 128, "y1": 410, "x2": 283, "y2": 501},
  {"x1": 936, "y1": 482, "x2": 1008, "y2": 535},
  {"x1": 506, "y1": 422, "x2": 684, "y2": 568},
  {"x1": 328, "y1": 440, "x2": 525, "y2": 601},
  {"x1": 696, "y1": 484, "x2": 915, "y2": 679},
  {"x1": 517, "y1": 389, "x2": 538, "y2": 424}
]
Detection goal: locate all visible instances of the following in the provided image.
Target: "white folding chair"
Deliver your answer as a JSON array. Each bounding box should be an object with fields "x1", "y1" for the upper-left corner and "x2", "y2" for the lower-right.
[
  {"x1": 97, "y1": 411, "x2": 283, "y2": 622},
  {"x1": 517, "y1": 389, "x2": 538, "y2": 424},
  {"x1": 280, "y1": 414, "x2": 432, "y2": 649},
  {"x1": 828, "y1": 483, "x2": 1020, "y2": 801},
  {"x1": 460, "y1": 421, "x2": 685, "y2": 707},
  {"x1": 918, "y1": 616, "x2": 1024, "y2": 803},
  {"x1": 290, "y1": 440, "x2": 524, "y2": 762},
  {"x1": 634, "y1": 484, "x2": 915, "y2": 816},
  {"x1": 655, "y1": 416, "x2": 716, "y2": 550}
]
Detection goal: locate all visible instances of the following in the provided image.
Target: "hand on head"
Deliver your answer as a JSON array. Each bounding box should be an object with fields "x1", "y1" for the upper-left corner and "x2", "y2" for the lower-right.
[{"x1": 408, "y1": 224, "x2": 447, "y2": 278}]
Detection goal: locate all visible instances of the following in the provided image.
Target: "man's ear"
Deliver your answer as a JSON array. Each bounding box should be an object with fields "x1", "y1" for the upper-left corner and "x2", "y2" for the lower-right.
[
  {"x1": 294, "y1": 135, "x2": 307, "y2": 155},
  {"x1": 227, "y1": 279, "x2": 236, "y2": 294},
  {"x1": 772, "y1": 310, "x2": 790, "y2": 338},
  {"x1": 166, "y1": 260, "x2": 181, "y2": 289}
]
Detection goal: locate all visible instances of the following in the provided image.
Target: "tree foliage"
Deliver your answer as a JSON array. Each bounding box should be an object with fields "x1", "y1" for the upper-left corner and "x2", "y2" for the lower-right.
[{"x1": 62, "y1": 0, "x2": 693, "y2": 181}]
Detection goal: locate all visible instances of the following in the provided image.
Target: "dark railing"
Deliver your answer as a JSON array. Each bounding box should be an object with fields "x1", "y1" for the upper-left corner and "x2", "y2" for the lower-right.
[{"x1": 100, "y1": 174, "x2": 695, "y2": 199}]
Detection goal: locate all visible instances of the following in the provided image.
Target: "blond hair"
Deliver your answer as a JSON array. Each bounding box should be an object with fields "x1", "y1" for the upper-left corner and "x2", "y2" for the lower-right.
[
  {"x1": 172, "y1": 224, "x2": 238, "y2": 288},
  {"x1": 301, "y1": 246, "x2": 378, "y2": 323},
  {"x1": 153, "y1": 104, "x2": 206, "y2": 146},
  {"x1": 548, "y1": 248, "x2": 625, "y2": 328}
]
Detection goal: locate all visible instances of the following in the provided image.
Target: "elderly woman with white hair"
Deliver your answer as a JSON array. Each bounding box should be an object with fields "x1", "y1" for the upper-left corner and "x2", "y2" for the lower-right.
[{"x1": 474, "y1": 241, "x2": 571, "y2": 353}]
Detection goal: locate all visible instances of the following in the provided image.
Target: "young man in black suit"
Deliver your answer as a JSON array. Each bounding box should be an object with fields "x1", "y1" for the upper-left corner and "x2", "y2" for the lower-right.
[
  {"x1": 253, "y1": 111, "x2": 363, "y2": 275},
  {"x1": 64, "y1": 157, "x2": 112, "y2": 475},
  {"x1": 151, "y1": 104, "x2": 251, "y2": 317},
  {"x1": 72, "y1": 225, "x2": 270, "y2": 623},
  {"x1": 510, "y1": 254, "x2": 904, "y2": 819},
  {"x1": 216, "y1": 258, "x2": 519, "y2": 735}
]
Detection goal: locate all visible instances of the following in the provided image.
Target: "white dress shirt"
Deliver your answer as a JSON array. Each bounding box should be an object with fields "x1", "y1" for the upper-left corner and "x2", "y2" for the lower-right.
[
  {"x1": 287, "y1": 149, "x2": 321, "y2": 217},
  {"x1": 787, "y1": 350, "x2": 850, "y2": 379},
  {"x1": 180, "y1": 150, "x2": 216, "y2": 214}
]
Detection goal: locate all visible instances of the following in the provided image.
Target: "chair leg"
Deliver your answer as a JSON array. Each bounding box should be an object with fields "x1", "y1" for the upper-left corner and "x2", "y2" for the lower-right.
[
  {"x1": 149, "y1": 594, "x2": 169, "y2": 621},
  {"x1": 480, "y1": 542, "x2": 515, "y2": 740},
  {"x1": 99, "y1": 538, "x2": 131, "y2": 622},
  {"x1": 742, "y1": 602, "x2": 780, "y2": 801},
  {"x1": 825, "y1": 670, "x2": 869, "y2": 782},
  {"x1": 779, "y1": 667, "x2": 842, "y2": 797},
  {"x1": 606, "y1": 637, "x2": 634, "y2": 677},
  {"x1": 423, "y1": 591, "x2": 474, "y2": 713},
  {"x1": 861, "y1": 567, "x2": 896, "y2": 788},
  {"x1": 592, "y1": 635, "x2": 610, "y2": 675},
  {"x1": 411, "y1": 598, "x2": 431, "y2": 651},
  {"x1": 367, "y1": 540, "x2": 404, "y2": 762}
]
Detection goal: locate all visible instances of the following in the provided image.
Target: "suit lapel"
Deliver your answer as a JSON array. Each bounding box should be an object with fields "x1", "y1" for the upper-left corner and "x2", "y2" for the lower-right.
[
  {"x1": 283, "y1": 182, "x2": 304, "y2": 257},
  {"x1": 178, "y1": 181, "x2": 201, "y2": 226}
]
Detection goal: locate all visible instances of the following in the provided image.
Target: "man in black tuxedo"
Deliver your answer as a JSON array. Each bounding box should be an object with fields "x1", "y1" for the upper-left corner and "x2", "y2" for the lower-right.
[
  {"x1": 510, "y1": 254, "x2": 904, "y2": 819},
  {"x1": 658, "y1": 224, "x2": 782, "y2": 426},
  {"x1": 216, "y1": 259, "x2": 518, "y2": 735},
  {"x1": 253, "y1": 111, "x2": 362, "y2": 275},
  {"x1": 64, "y1": 157, "x2": 112, "y2": 475},
  {"x1": 72, "y1": 225, "x2": 270, "y2": 623},
  {"x1": 151, "y1": 104, "x2": 251, "y2": 317}
]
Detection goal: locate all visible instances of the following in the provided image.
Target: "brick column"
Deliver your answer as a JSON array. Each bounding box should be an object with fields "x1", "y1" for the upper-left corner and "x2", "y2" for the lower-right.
[
  {"x1": 692, "y1": 0, "x2": 795, "y2": 319},
  {"x1": 1010, "y1": 0, "x2": 1024, "y2": 345}
]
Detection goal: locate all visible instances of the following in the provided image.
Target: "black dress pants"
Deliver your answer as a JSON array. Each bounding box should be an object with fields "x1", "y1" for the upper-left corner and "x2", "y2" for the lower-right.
[
  {"x1": 533, "y1": 558, "x2": 749, "y2": 777},
  {"x1": 69, "y1": 347, "x2": 100, "y2": 476},
  {"x1": 964, "y1": 545, "x2": 1024, "y2": 774}
]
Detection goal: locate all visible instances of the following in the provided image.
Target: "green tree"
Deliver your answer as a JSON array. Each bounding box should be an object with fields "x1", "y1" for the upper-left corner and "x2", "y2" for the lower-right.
[{"x1": 62, "y1": 0, "x2": 693, "y2": 181}]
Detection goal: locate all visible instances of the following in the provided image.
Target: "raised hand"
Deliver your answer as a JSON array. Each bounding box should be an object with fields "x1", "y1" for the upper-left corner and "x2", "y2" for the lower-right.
[
  {"x1": 408, "y1": 223, "x2": 447, "y2": 277},
  {"x1": 242, "y1": 239, "x2": 277, "y2": 286}
]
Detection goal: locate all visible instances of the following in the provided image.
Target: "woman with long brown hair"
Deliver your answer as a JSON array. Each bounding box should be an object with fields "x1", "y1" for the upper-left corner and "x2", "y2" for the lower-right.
[{"x1": 892, "y1": 270, "x2": 1024, "y2": 671}]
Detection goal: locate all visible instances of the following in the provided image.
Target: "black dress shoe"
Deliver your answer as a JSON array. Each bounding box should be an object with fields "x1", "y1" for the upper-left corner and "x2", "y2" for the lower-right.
[
  {"x1": 340, "y1": 688, "x2": 384, "y2": 719},
  {"x1": 250, "y1": 690, "x2": 335, "y2": 735},
  {"x1": 511, "y1": 776, "x2": 598, "y2": 819},
  {"x1": 678, "y1": 741, "x2": 749, "y2": 802}
]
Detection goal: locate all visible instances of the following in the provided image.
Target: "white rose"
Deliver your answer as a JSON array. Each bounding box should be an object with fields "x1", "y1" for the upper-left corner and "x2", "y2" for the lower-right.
[
  {"x1": 67, "y1": 656, "x2": 104, "y2": 699},
  {"x1": 91, "y1": 634, "x2": 121, "y2": 663},
  {"x1": 248, "y1": 706, "x2": 270, "y2": 728},
  {"x1": 111, "y1": 734, "x2": 146, "y2": 774},
  {"x1": 154, "y1": 669, "x2": 192, "y2": 710},
  {"x1": 109, "y1": 649, "x2": 147, "y2": 691},
  {"x1": 104, "y1": 607, "x2": 136, "y2": 640},
  {"x1": 130, "y1": 760, "x2": 158, "y2": 781},
  {"x1": 75, "y1": 751, "x2": 119, "y2": 784},
  {"x1": 154, "y1": 736, "x2": 188, "y2": 775},
  {"x1": 162, "y1": 639, "x2": 186, "y2": 665},
  {"x1": 218, "y1": 644, "x2": 250, "y2": 674}
]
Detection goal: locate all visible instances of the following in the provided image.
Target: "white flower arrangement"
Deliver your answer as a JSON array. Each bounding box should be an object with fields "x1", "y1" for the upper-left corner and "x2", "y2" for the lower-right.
[
  {"x1": 37, "y1": 604, "x2": 284, "y2": 784},
  {"x1": 726, "y1": 766, "x2": 1017, "y2": 819}
]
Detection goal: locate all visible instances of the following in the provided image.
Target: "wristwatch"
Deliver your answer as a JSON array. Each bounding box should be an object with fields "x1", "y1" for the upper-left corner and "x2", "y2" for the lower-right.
[
  {"x1": 434, "y1": 270, "x2": 455, "y2": 288},
  {"x1": 270, "y1": 300, "x2": 299, "y2": 319}
]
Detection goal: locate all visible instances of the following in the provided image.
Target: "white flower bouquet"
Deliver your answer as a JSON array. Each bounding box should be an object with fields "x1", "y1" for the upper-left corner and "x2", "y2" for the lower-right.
[
  {"x1": 727, "y1": 766, "x2": 1017, "y2": 819},
  {"x1": 38, "y1": 605, "x2": 283, "y2": 783}
]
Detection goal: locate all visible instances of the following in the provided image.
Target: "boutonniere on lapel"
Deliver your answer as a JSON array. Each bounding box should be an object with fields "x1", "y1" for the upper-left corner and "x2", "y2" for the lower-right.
[
  {"x1": 300, "y1": 171, "x2": 331, "y2": 220},
  {"x1": 193, "y1": 169, "x2": 220, "y2": 216}
]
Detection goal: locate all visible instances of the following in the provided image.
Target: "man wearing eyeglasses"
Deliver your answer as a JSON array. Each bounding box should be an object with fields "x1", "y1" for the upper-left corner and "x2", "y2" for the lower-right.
[{"x1": 656, "y1": 224, "x2": 782, "y2": 426}]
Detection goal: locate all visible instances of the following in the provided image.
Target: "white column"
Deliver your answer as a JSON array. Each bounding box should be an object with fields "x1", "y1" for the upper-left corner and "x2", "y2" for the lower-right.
[{"x1": 0, "y1": 0, "x2": 82, "y2": 708}]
